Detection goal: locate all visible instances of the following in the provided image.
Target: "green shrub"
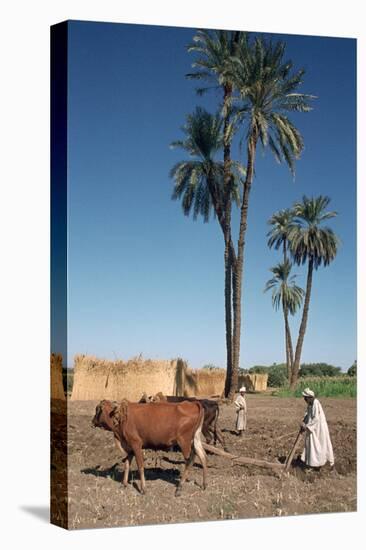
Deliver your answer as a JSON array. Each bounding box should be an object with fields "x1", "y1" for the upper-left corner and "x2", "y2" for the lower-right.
[
  {"x1": 248, "y1": 363, "x2": 287, "y2": 387},
  {"x1": 268, "y1": 364, "x2": 288, "y2": 387},
  {"x1": 347, "y1": 361, "x2": 357, "y2": 377},
  {"x1": 299, "y1": 363, "x2": 342, "y2": 377},
  {"x1": 275, "y1": 376, "x2": 356, "y2": 398},
  {"x1": 202, "y1": 363, "x2": 221, "y2": 370},
  {"x1": 248, "y1": 365, "x2": 269, "y2": 374}
]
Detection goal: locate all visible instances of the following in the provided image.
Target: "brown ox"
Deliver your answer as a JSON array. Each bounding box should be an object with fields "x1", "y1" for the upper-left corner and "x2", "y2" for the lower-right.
[
  {"x1": 140, "y1": 393, "x2": 227, "y2": 450},
  {"x1": 92, "y1": 399, "x2": 208, "y2": 496}
]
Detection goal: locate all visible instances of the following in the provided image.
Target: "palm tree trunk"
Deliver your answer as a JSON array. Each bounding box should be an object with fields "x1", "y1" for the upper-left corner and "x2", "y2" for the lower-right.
[
  {"x1": 222, "y1": 84, "x2": 234, "y2": 397},
  {"x1": 285, "y1": 335, "x2": 290, "y2": 380},
  {"x1": 205, "y1": 165, "x2": 236, "y2": 398},
  {"x1": 228, "y1": 133, "x2": 257, "y2": 399},
  {"x1": 224, "y1": 243, "x2": 233, "y2": 396},
  {"x1": 290, "y1": 257, "x2": 314, "y2": 389},
  {"x1": 282, "y1": 242, "x2": 292, "y2": 384},
  {"x1": 283, "y1": 305, "x2": 294, "y2": 382},
  {"x1": 283, "y1": 305, "x2": 290, "y2": 381},
  {"x1": 282, "y1": 239, "x2": 291, "y2": 381},
  {"x1": 288, "y1": 318, "x2": 294, "y2": 369}
]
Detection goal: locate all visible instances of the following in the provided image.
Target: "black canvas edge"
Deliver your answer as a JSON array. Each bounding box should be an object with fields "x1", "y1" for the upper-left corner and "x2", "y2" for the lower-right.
[{"x1": 50, "y1": 20, "x2": 68, "y2": 530}]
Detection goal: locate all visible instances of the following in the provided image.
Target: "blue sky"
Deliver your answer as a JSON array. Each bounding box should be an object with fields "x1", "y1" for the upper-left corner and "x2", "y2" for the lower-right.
[{"x1": 66, "y1": 21, "x2": 356, "y2": 370}]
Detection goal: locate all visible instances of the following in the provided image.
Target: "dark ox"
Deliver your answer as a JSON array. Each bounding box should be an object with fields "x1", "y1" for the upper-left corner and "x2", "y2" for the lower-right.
[
  {"x1": 140, "y1": 393, "x2": 227, "y2": 450},
  {"x1": 92, "y1": 399, "x2": 208, "y2": 496}
]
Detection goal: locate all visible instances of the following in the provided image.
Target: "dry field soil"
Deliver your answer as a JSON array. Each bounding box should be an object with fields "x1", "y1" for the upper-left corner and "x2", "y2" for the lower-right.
[{"x1": 51, "y1": 395, "x2": 356, "y2": 529}]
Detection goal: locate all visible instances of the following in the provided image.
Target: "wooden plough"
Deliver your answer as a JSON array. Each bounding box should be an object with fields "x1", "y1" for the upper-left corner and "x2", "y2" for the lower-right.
[{"x1": 202, "y1": 429, "x2": 303, "y2": 474}]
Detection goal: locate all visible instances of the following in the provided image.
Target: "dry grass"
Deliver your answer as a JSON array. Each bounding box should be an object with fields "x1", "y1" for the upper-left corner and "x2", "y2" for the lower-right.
[{"x1": 70, "y1": 354, "x2": 268, "y2": 401}]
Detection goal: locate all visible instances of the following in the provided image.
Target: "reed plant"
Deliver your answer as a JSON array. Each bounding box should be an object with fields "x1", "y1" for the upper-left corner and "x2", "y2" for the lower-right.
[{"x1": 274, "y1": 376, "x2": 356, "y2": 398}]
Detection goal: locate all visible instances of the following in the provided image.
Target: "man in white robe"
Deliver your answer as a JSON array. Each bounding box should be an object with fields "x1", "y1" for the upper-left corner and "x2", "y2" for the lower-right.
[
  {"x1": 300, "y1": 388, "x2": 334, "y2": 468},
  {"x1": 234, "y1": 387, "x2": 247, "y2": 436}
]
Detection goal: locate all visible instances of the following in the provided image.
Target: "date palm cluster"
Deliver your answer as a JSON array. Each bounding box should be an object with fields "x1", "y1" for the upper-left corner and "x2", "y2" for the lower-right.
[
  {"x1": 170, "y1": 29, "x2": 338, "y2": 395},
  {"x1": 266, "y1": 197, "x2": 339, "y2": 387}
]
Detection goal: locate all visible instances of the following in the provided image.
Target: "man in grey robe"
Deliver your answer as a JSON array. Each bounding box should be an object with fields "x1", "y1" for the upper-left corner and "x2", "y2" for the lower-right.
[
  {"x1": 300, "y1": 388, "x2": 334, "y2": 468},
  {"x1": 234, "y1": 386, "x2": 247, "y2": 436}
]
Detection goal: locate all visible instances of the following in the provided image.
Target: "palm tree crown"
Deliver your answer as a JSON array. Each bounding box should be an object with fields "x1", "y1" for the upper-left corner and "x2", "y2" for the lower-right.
[
  {"x1": 265, "y1": 259, "x2": 304, "y2": 315},
  {"x1": 232, "y1": 36, "x2": 316, "y2": 174},
  {"x1": 170, "y1": 107, "x2": 244, "y2": 222},
  {"x1": 187, "y1": 29, "x2": 245, "y2": 99},
  {"x1": 267, "y1": 208, "x2": 296, "y2": 258},
  {"x1": 289, "y1": 195, "x2": 339, "y2": 268}
]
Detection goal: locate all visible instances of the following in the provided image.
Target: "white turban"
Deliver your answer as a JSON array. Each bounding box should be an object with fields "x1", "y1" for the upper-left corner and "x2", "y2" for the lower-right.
[
  {"x1": 239, "y1": 386, "x2": 246, "y2": 393},
  {"x1": 302, "y1": 388, "x2": 315, "y2": 397}
]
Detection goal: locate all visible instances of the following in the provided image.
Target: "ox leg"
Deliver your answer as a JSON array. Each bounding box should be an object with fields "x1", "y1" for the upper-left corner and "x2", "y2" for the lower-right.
[
  {"x1": 122, "y1": 452, "x2": 133, "y2": 488},
  {"x1": 133, "y1": 447, "x2": 146, "y2": 495},
  {"x1": 114, "y1": 437, "x2": 127, "y2": 460},
  {"x1": 113, "y1": 437, "x2": 131, "y2": 488},
  {"x1": 175, "y1": 448, "x2": 195, "y2": 497},
  {"x1": 193, "y1": 431, "x2": 208, "y2": 491}
]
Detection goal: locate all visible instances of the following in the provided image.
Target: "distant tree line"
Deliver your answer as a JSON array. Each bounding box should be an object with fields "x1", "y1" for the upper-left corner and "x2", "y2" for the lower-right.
[
  {"x1": 238, "y1": 361, "x2": 356, "y2": 388},
  {"x1": 202, "y1": 364, "x2": 222, "y2": 370},
  {"x1": 347, "y1": 360, "x2": 357, "y2": 377}
]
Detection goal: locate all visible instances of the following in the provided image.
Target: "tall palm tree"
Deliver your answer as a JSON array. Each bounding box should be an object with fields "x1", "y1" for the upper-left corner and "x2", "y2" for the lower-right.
[
  {"x1": 227, "y1": 36, "x2": 314, "y2": 398},
  {"x1": 288, "y1": 195, "x2": 339, "y2": 388},
  {"x1": 187, "y1": 30, "x2": 246, "y2": 392},
  {"x1": 267, "y1": 208, "x2": 297, "y2": 377},
  {"x1": 170, "y1": 107, "x2": 243, "y2": 224},
  {"x1": 264, "y1": 260, "x2": 304, "y2": 380}
]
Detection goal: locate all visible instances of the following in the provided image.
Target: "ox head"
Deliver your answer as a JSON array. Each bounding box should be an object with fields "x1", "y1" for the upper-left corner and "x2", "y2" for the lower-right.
[
  {"x1": 150, "y1": 392, "x2": 167, "y2": 402},
  {"x1": 92, "y1": 399, "x2": 129, "y2": 431},
  {"x1": 139, "y1": 392, "x2": 149, "y2": 403},
  {"x1": 92, "y1": 400, "x2": 119, "y2": 431}
]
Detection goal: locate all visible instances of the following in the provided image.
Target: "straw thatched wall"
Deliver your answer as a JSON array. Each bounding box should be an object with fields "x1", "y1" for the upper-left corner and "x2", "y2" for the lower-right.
[
  {"x1": 238, "y1": 373, "x2": 268, "y2": 392},
  {"x1": 51, "y1": 353, "x2": 66, "y2": 400},
  {"x1": 70, "y1": 355, "x2": 268, "y2": 400},
  {"x1": 70, "y1": 355, "x2": 188, "y2": 401},
  {"x1": 184, "y1": 370, "x2": 268, "y2": 396},
  {"x1": 184, "y1": 367, "x2": 226, "y2": 397}
]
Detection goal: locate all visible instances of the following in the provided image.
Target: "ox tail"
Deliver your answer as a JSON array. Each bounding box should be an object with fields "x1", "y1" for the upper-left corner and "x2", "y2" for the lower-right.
[{"x1": 193, "y1": 403, "x2": 207, "y2": 489}]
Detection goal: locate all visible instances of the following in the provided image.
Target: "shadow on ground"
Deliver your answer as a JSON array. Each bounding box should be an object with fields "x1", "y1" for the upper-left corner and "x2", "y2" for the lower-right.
[
  {"x1": 20, "y1": 505, "x2": 49, "y2": 523},
  {"x1": 81, "y1": 464, "x2": 181, "y2": 489}
]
